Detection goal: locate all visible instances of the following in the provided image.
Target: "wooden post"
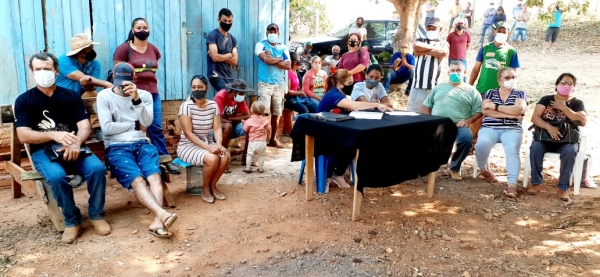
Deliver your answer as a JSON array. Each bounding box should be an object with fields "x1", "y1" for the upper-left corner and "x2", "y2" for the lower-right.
[
  {"x1": 305, "y1": 135, "x2": 315, "y2": 201},
  {"x1": 427, "y1": 171, "x2": 436, "y2": 198},
  {"x1": 352, "y1": 149, "x2": 362, "y2": 221},
  {"x1": 37, "y1": 180, "x2": 66, "y2": 232},
  {"x1": 10, "y1": 128, "x2": 22, "y2": 198}
]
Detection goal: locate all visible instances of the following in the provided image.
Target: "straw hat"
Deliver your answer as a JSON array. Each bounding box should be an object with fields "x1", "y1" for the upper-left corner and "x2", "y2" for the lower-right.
[{"x1": 66, "y1": 33, "x2": 99, "y2": 56}]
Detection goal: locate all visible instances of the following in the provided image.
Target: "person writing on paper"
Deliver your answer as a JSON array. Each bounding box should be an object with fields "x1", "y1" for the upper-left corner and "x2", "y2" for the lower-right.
[
  {"x1": 422, "y1": 61, "x2": 482, "y2": 181},
  {"x1": 351, "y1": 64, "x2": 393, "y2": 108},
  {"x1": 317, "y1": 69, "x2": 392, "y2": 188}
]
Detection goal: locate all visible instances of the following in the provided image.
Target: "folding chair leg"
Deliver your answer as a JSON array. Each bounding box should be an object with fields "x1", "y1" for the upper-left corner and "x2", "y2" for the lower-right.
[{"x1": 298, "y1": 160, "x2": 306, "y2": 185}]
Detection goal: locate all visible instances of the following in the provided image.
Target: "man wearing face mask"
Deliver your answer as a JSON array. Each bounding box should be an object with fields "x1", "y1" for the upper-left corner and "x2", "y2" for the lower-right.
[
  {"x1": 447, "y1": 18, "x2": 471, "y2": 82},
  {"x1": 214, "y1": 79, "x2": 252, "y2": 153},
  {"x1": 422, "y1": 61, "x2": 482, "y2": 181},
  {"x1": 56, "y1": 33, "x2": 113, "y2": 96},
  {"x1": 408, "y1": 17, "x2": 449, "y2": 112},
  {"x1": 206, "y1": 8, "x2": 238, "y2": 93},
  {"x1": 511, "y1": 0, "x2": 523, "y2": 35},
  {"x1": 298, "y1": 42, "x2": 314, "y2": 82},
  {"x1": 383, "y1": 42, "x2": 415, "y2": 95},
  {"x1": 255, "y1": 23, "x2": 291, "y2": 148},
  {"x1": 322, "y1": 45, "x2": 341, "y2": 76},
  {"x1": 14, "y1": 52, "x2": 110, "y2": 243},
  {"x1": 480, "y1": 2, "x2": 497, "y2": 45}
]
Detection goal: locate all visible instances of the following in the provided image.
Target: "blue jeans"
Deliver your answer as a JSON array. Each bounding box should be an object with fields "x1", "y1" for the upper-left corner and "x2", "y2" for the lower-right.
[
  {"x1": 512, "y1": 28, "x2": 527, "y2": 42},
  {"x1": 475, "y1": 127, "x2": 523, "y2": 185},
  {"x1": 448, "y1": 59, "x2": 468, "y2": 82},
  {"x1": 284, "y1": 97, "x2": 319, "y2": 114},
  {"x1": 105, "y1": 141, "x2": 162, "y2": 188},
  {"x1": 450, "y1": 127, "x2": 473, "y2": 172},
  {"x1": 480, "y1": 24, "x2": 494, "y2": 44},
  {"x1": 209, "y1": 76, "x2": 227, "y2": 96},
  {"x1": 149, "y1": 93, "x2": 169, "y2": 156},
  {"x1": 529, "y1": 141, "x2": 578, "y2": 191},
  {"x1": 384, "y1": 69, "x2": 413, "y2": 94},
  {"x1": 32, "y1": 149, "x2": 107, "y2": 227}
]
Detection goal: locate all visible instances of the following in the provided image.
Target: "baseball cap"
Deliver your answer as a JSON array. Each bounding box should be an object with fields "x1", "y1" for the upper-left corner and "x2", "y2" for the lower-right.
[
  {"x1": 266, "y1": 23, "x2": 279, "y2": 31},
  {"x1": 112, "y1": 63, "x2": 135, "y2": 86},
  {"x1": 66, "y1": 33, "x2": 99, "y2": 56},
  {"x1": 454, "y1": 18, "x2": 466, "y2": 26},
  {"x1": 426, "y1": 17, "x2": 441, "y2": 28},
  {"x1": 225, "y1": 79, "x2": 254, "y2": 93},
  {"x1": 494, "y1": 21, "x2": 510, "y2": 31},
  {"x1": 304, "y1": 42, "x2": 313, "y2": 48}
]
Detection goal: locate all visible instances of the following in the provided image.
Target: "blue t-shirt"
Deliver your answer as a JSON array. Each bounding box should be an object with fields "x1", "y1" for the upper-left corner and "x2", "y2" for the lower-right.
[
  {"x1": 548, "y1": 9, "x2": 562, "y2": 27},
  {"x1": 389, "y1": 52, "x2": 415, "y2": 77},
  {"x1": 317, "y1": 88, "x2": 347, "y2": 112},
  {"x1": 55, "y1": 54, "x2": 101, "y2": 95},
  {"x1": 206, "y1": 28, "x2": 238, "y2": 79},
  {"x1": 254, "y1": 40, "x2": 290, "y2": 85}
]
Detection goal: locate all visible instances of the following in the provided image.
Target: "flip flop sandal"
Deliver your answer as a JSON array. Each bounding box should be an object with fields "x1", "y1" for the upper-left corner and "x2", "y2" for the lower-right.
[
  {"x1": 214, "y1": 192, "x2": 226, "y2": 200},
  {"x1": 257, "y1": 169, "x2": 264, "y2": 173},
  {"x1": 224, "y1": 167, "x2": 231, "y2": 174},
  {"x1": 503, "y1": 186, "x2": 518, "y2": 198},
  {"x1": 243, "y1": 168, "x2": 253, "y2": 173},
  {"x1": 148, "y1": 228, "x2": 172, "y2": 238},
  {"x1": 202, "y1": 195, "x2": 215, "y2": 204},
  {"x1": 163, "y1": 213, "x2": 178, "y2": 229},
  {"x1": 251, "y1": 162, "x2": 258, "y2": 167}
]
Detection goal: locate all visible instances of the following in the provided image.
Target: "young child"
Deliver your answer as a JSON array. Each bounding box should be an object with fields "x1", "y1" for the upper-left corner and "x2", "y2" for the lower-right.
[{"x1": 242, "y1": 102, "x2": 271, "y2": 173}]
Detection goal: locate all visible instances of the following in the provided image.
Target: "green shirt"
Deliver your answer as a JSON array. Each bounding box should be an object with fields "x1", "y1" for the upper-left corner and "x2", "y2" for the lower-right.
[
  {"x1": 423, "y1": 83, "x2": 482, "y2": 123},
  {"x1": 475, "y1": 42, "x2": 519, "y2": 94}
]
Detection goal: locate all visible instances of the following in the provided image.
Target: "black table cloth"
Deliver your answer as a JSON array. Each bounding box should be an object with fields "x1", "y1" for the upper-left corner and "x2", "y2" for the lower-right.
[{"x1": 291, "y1": 113, "x2": 458, "y2": 192}]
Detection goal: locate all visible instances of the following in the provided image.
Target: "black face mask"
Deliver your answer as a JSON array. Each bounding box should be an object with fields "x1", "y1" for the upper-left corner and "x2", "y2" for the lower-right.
[
  {"x1": 134, "y1": 30, "x2": 150, "y2": 41},
  {"x1": 341, "y1": 84, "x2": 353, "y2": 95},
  {"x1": 332, "y1": 52, "x2": 340, "y2": 57},
  {"x1": 349, "y1": 41, "x2": 358, "y2": 47},
  {"x1": 83, "y1": 50, "x2": 97, "y2": 61},
  {"x1": 191, "y1": 90, "x2": 208, "y2": 100},
  {"x1": 357, "y1": 23, "x2": 363, "y2": 27},
  {"x1": 220, "y1": 21, "x2": 232, "y2": 32},
  {"x1": 456, "y1": 25, "x2": 464, "y2": 31}
]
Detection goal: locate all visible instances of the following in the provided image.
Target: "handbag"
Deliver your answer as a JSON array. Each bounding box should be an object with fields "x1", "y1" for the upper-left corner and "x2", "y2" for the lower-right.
[
  {"x1": 531, "y1": 120, "x2": 580, "y2": 144},
  {"x1": 44, "y1": 143, "x2": 93, "y2": 162}
]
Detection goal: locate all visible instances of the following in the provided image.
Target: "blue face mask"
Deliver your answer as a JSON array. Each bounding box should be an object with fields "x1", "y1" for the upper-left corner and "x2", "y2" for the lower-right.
[
  {"x1": 234, "y1": 95, "x2": 245, "y2": 102},
  {"x1": 365, "y1": 79, "x2": 380, "y2": 88},
  {"x1": 449, "y1": 72, "x2": 462, "y2": 83},
  {"x1": 267, "y1": 33, "x2": 278, "y2": 43}
]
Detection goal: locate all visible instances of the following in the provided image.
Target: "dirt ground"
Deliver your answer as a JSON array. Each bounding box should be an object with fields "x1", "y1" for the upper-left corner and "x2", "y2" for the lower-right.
[{"x1": 1, "y1": 20, "x2": 600, "y2": 277}]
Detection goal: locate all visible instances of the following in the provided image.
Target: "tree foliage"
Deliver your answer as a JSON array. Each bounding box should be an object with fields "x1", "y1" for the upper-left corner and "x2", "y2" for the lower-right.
[
  {"x1": 290, "y1": 0, "x2": 332, "y2": 37},
  {"x1": 525, "y1": 0, "x2": 590, "y2": 23}
]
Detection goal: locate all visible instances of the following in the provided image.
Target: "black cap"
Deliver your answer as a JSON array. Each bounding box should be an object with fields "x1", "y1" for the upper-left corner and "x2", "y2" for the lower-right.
[
  {"x1": 225, "y1": 79, "x2": 254, "y2": 93},
  {"x1": 266, "y1": 23, "x2": 279, "y2": 31},
  {"x1": 426, "y1": 17, "x2": 441, "y2": 28}
]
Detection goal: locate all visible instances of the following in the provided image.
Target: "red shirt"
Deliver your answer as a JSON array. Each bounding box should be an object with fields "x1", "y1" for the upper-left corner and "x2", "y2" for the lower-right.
[
  {"x1": 338, "y1": 48, "x2": 370, "y2": 82},
  {"x1": 213, "y1": 89, "x2": 249, "y2": 119},
  {"x1": 446, "y1": 31, "x2": 471, "y2": 60}
]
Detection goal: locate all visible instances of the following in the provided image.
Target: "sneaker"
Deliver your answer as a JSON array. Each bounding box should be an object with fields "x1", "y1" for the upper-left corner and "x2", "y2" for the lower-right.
[
  {"x1": 450, "y1": 170, "x2": 462, "y2": 181},
  {"x1": 91, "y1": 219, "x2": 111, "y2": 236},
  {"x1": 69, "y1": 174, "x2": 84, "y2": 188},
  {"x1": 331, "y1": 174, "x2": 351, "y2": 188},
  {"x1": 62, "y1": 225, "x2": 81, "y2": 243},
  {"x1": 165, "y1": 163, "x2": 181, "y2": 174},
  {"x1": 480, "y1": 170, "x2": 496, "y2": 183}
]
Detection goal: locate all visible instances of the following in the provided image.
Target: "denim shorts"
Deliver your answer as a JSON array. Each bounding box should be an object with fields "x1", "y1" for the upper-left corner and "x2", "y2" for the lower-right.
[{"x1": 105, "y1": 140, "x2": 162, "y2": 189}]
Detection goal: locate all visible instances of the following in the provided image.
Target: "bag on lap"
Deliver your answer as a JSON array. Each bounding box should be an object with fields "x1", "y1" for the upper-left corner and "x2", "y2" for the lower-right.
[{"x1": 531, "y1": 120, "x2": 580, "y2": 144}]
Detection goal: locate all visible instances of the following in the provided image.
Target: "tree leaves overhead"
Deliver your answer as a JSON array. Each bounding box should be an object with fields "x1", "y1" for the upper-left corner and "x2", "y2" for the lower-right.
[
  {"x1": 525, "y1": 0, "x2": 590, "y2": 23},
  {"x1": 290, "y1": 0, "x2": 332, "y2": 37}
]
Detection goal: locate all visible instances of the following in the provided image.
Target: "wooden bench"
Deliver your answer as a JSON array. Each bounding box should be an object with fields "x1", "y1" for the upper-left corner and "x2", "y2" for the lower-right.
[{"x1": 1, "y1": 99, "x2": 175, "y2": 232}]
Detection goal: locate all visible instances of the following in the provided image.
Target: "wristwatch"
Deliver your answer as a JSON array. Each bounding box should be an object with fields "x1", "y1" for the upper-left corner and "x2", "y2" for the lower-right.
[{"x1": 495, "y1": 103, "x2": 499, "y2": 111}]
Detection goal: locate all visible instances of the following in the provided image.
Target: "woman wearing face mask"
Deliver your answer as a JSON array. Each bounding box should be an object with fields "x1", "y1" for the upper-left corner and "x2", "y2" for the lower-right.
[
  {"x1": 177, "y1": 75, "x2": 230, "y2": 203},
  {"x1": 317, "y1": 69, "x2": 392, "y2": 188},
  {"x1": 474, "y1": 67, "x2": 527, "y2": 198},
  {"x1": 351, "y1": 64, "x2": 393, "y2": 108},
  {"x1": 349, "y1": 17, "x2": 367, "y2": 41},
  {"x1": 527, "y1": 73, "x2": 586, "y2": 201},
  {"x1": 338, "y1": 33, "x2": 370, "y2": 85},
  {"x1": 284, "y1": 52, "x2": 318, "y2": 114},
  {"x1": 113, "y1": 18, "x2": 180, "y2": 174},
  {"x1": 302, "y1": 56, "x2": 328, "y2": 101},
  {"x1": 492, "y1": 6, "x2": 507, "y2": 25}
]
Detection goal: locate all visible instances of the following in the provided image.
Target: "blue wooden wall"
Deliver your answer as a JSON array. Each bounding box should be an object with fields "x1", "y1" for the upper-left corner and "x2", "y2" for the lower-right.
[{"x1": 0, "y1": 0, "x2": 290, "y2": 104}]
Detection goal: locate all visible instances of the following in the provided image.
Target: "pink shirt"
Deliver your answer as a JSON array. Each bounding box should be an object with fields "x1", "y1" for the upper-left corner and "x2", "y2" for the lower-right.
[
  {"x1": 302, "y1": 69, "x2": 328, "y2": 98},
  {"x1": 338, "y1": 48, "x2": 370, "y2": 82},
  {"x1": 243, "y1": 115, "x2": 270, "y2": 141},
  {"x1": 288, "y1": 70, "x2": 299, "y2": 91}
]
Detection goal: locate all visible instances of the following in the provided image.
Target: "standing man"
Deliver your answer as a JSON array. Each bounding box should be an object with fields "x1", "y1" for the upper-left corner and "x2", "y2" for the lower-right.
[
  {"x1": 446, "y1": 18, "x2": 471, "y2": 81},
  {"x1": 14, "y1": 52, "x2": 110, "y2": 243},
  {"x1": 425, "y1": 1, "x2": 436, "y2": 25},
  {"x1": 322, "y1": 45, "x2": 341, "y2": 76},
  {"x1": 56, "y1": 33, "x2": 113, "y2": 96},
  {"x1": 255, "y1": 23, "x2": 291, "y2": 148},
  {"x1": 407, "y1": 17, "x2": 448, "y2": 112},
  {"x1": 542, "y1": 5, "x2": 563, "y2": 53},
  {"x1": 449, "y1": 0, "x2": 462, "y2": 29},
  {"x1": 511, "y1": 0, "x2": 523, "y2": 33},
  {"x1": 480, "y1": 2, "x2": 497, "y2": 45},
  {"x1": 349, "y1": 17, "x2": 368, "y2": 41},
  {"x1": 206, "y1": 8, "x2": 238, "y2": 92},
  {"x1": 423, "y1": 61, "x2": 482, "y2": 181},
  {"x1": 383, "y1": 42, "x2": 414, "y2": 95},
  {"x1": 512, "y1": 5, "x2": 531, "y2": 47},
  {"x1": 298, "y1": 42, "x2": 314, "y2": 82}
]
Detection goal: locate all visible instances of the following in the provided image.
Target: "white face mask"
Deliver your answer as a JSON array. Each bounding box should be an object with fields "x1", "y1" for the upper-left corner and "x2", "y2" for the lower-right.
[
  {"x1": 34, "y1": 70, "x2": 56, "y2": 88},
  {"x1": 267, "y1": 34, "x2": 278, "y2": 43},
  {"x1": 502, "y1": 79, "x2": 516, "y2": 89},
  {"x1": 494, "y1": 33, "x2": 508, "y2": 44},
  {"x1": 425, "y1": 30, "x2": 439, "y2": 40},
  {"x1": 234, "y1": 95, "x2": 245, "y2": 102}
]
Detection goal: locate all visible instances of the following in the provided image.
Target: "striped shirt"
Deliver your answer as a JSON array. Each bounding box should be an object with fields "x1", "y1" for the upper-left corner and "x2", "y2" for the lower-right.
[
  {"x1": 482, "y1": 88, "x2": 526, "y2": 129},
  {"x1": 178, "y1": 99, "x2": 219, "y2": 143},
  {"x1": 413, "y1": 39, "x2": 448, "y2": 90}
]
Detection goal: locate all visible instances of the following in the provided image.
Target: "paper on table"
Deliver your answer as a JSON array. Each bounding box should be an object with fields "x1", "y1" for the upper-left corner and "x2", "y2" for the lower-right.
[
  {"x1": 349, "y1": 111, "x2": 383, "y2": 119},
  {"x1": 385, "y1": 111, "x2": 420, "y2": 116}
]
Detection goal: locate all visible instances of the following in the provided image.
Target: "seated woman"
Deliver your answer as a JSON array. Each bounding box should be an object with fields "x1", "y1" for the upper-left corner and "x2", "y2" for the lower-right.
[
  {"x1": 177, "y1": 75, "x2": 230, "y2": 204},
  {"x1": 318, "y1": 69, "x2": 392, "y2": 187},
  {"x1": 302, "y1": 56, "x2": 328, "y2": 100},
  {"x1": 284, "y1": 52, "x2": 318, "y2": 114},
  {"x1": 528, "y1": 73, "x2": 587, "y2": 201},
  {"x1": 475, "y1": 67, "x2": 526, "y2": 198},
  {"x1": 351, "y1": 64, "x2": 394, "y2": 108}
]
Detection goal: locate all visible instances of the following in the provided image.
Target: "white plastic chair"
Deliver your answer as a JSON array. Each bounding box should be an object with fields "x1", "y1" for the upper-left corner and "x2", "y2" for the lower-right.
[
  {"x1": 523, "y1": 134, "x2": 587, "y2": 195},
  {"x1": 472, "y1": 143, "x2": 504, "y2": 178}
]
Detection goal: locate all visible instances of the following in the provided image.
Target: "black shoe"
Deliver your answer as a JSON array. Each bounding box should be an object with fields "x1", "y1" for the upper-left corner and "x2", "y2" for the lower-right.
[{"x1": 165, "y1": 163, "x2": 181, "y2": 174}]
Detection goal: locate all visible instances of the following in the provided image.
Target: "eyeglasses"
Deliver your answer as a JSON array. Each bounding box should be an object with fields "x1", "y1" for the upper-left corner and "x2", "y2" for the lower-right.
[
  {"x1": 559, "y1": 81, "x2": 574, "y2": 86},
  {"x1": 502, "y1": 76, "x2": 517, "y2": 80}
]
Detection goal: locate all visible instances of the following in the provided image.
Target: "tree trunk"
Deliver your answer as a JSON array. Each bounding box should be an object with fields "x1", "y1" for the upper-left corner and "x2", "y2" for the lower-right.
[{"x1": 389, "y1": 0, "x2": 426, "y2": 52}]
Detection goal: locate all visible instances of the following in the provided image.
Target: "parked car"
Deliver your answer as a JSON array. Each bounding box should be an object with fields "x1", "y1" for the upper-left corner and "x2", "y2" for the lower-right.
[{"x1": 290, "y1": 19, "x2": 426, "y2": 60}]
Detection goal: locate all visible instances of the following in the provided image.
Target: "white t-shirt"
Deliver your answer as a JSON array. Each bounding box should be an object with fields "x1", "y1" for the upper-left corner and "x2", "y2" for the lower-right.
[
  {"x1": 322, "y1": 55, "x2": 341, "y2": 75},
  {"x1": 351, "y1": 82, "x2": 388, "y2": 103},
  {"x1": 349, "y1": 26, "x2": 367, "y2": 39}
]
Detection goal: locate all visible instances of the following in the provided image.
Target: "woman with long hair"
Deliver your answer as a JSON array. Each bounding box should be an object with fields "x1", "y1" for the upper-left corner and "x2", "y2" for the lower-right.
[
  {"x1": 284, "y1": 52, "x2": 318, "y2": 113},
  {"x1": 337, "y1": 33, "x2": 370, "y2": 85}
]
